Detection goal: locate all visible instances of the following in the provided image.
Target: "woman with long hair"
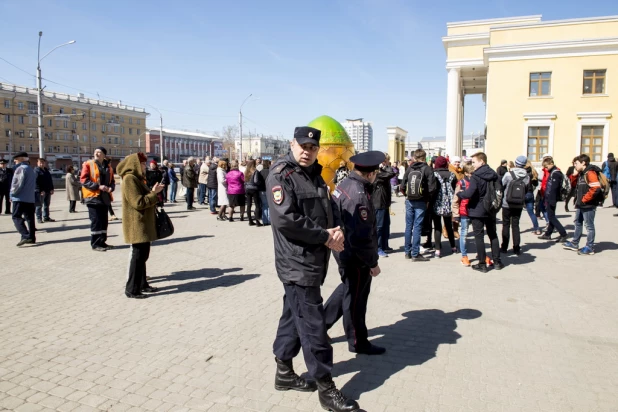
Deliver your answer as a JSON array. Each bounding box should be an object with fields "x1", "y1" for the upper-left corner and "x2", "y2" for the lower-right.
[
  {"x1": 524, "y1": 159, "x2": 541, "y2": 235},
  {"x1": 216, "y1": 160, "x2": 229, "y2": 221},
  {"x1": 225, "y1": 160, "x2": 246, "y2": 222},
  {"x1": 65, "y1": 165, "x2": 81, "y2": 213},
  {"x1": 244, "y1": 160, "x2": 264, "y2": 226}
]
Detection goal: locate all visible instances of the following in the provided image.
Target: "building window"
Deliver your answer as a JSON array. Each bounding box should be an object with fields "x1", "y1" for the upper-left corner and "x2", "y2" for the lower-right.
[
  {"x1": 72, "y1": 109, "x2": 76, "y2": 115},
  {"x1": 72, "y1": 122, "x2": 77, "y2": 129},
  {"x1": 92, "y1": 124, "x2": 96, "y2": 131},
  {"x1": 47, "y1": 119, "x2": 52, "y2": 127},
  {"x1": 82, "y1": 123, "x2": 87, "y2": 130},
  {"x1": 115, "y1": 137, "x2": 119, "y2": 144},
  {"x1": 5, "y1": 130, "x2": 10, "y2": 137},
  {"x1": 581, "y1": 126, "x2": 604, "y2": 162},
  {"x1": 47, "y1": 105, "x2": 52, "y2": 114},
  {"x1": 3, "y1": 100, "x2": 9, "y2": 108},
  {"x1": 121, "y1": 127, "x2": 124, "y2": 134},
  {"x1": 101, "y1": 113, "x2": 105, "y2": 120},
  {"x1": 583, "y1": 70, "x2": 606, "y2": 94},
  {"x1": 18, "y1": 116, "x2": 25, "y2": 124},
  {"x1": 129, "y1": 118, "x2": 133, "y2": 124},
  {"x1": 129, "y1": 139, "x2": 133, "y2": 146},
  {"x1": 120, "y1": 116, "x2": 124, "y2": 123},
  {"x1": 137, "y1": 119, "x2": 141, "y2": 125},
  {"x1": 92, "y1": 137, "x2": 97, "y2": 143},
  {"x1": 29, "y1": 116, "x2": 33, "y2": 125},
  {"x1": 129, "y1": 128, "x2": 133, "y2": 135},
  {"x1": 137, "y1": 129, "x2": 141, "y2": 136},
  {"x1": 102, "y1": 125, "x2": 106, "y2": 133},
  {"x1": 121, "y1": 138, "x2": 124, "y2": 144},
  {"x1": 4, "y1": 114, "x2": 10, "y2": 122},
  {"x1": 114, "y1": 125, "x2": 119, "y2": 133},
  {"x1": 102, "y1": 137, "x2": 106, "y2": 144},
  {"x1": 28, "y1": 102, "x2": 37, "y2": 112},
  {"x1": 63, "y1": 120, "x2": 69, "y2": 128},
  {"x1": 529, "y1": 72, "x2": 551, "y2": 96},
  {"x1": 83, "y1": 135, "x2": 88, "y2": 142},
  {"x1": 92, "y1": 111, "x2": 96, "y2": 118},
  {"x1": 527, "y1": 126, "x2": 549, "y2": 162},
  {"x1": 18, "y1": 102, "x2": 24, "y2": 110}
]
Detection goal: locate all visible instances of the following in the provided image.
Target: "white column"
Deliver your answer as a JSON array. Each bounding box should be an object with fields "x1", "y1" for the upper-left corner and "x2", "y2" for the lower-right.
[{"x1": 445, "y1": 68, "x2": 460, "y2": 157}]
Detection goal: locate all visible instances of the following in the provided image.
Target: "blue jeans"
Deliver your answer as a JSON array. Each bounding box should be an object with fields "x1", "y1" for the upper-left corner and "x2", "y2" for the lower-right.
[
  {"x1": 572, "y1": 208, "x2": 596, "y2": 248},
  {"x1": 524, "y1": 192, "x2": 539, "y2": 231},
  {"x1": 198, "y1": 183, "x2": 207, "y2": 204},
  {"x1": 35, "y1": 192, "x2": 51, "y2": 220},
  {"x1": 611, "y1": 181, "x2": 618, "y2": 207},
  {"x1": 459, "y1": 217, "x2": 470, "y2": 257},
  {"x1": 208, "y1": 188, "x2": 218, "y2": 213},
  {"x1": 375, "y1": 208, "x2": 390, "y2": 251},
  {"x1": 259, "y1": 191, "x2": 270, "y2": 224},
  {"x1": 170, "y1": 181, "x2": 178, "y2": 202},
  {"x1": 404, "y1": 199, "x2": 426, "y2": 256}
]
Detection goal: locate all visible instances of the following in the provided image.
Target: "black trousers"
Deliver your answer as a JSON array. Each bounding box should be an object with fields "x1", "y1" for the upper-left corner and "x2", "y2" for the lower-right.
[
  {"x1": 246, "y1": 191, "x2": 262, "y2": 222},
  {"x1": 471, "y1": 216, "x2": 501, "y2": 264},
  {"x1": 108, "y1": 204, "x2": 116, "y2": 216},
  {"x1": 432, "y1": 213, "x2": 455, "y2": 250},
  {"x1": 126, "y1": 242, "x2": 150, "y2": 294},
  {"x1": 545, "y1": 203, "x2": 566, "y2": 237},
  {"x1": 69, "y1": 201, "x2": 76, "y2": 213},
  {"x1": 324, "y1": 264, "x2": 372, "y2": 350},
  {"x1": 422, "y1": 202, "x2": 433, "y2": 242},
  {"x1": 273, "y1": 284, "x2": 332, "y2": 380},
  {"x1": 87, "y1": 204, "x2": 109, "y2": 248},
  {"x1": 186, "y1": 188, "x2": 194, "y2": 209},
  {"x1": 0, "y1": 188, "x2": 10, "y2": 213},
  {"x1": 12, "y1": 202, "x2": 36, "y2": 241},
  {"x1": 501, "y1": 207, "x2": 523, "y2": 250}
]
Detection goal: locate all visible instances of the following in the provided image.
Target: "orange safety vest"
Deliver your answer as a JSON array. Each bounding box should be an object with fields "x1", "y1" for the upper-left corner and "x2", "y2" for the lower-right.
[{"x1": 81, "y1": 160, "x2": 114, "y2": 201}]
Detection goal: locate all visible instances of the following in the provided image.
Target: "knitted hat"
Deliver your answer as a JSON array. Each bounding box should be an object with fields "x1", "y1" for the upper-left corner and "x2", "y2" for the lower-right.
[
  {"x1": 515, "y1": 155, "x2": 527, "y2": 167},
  {"x1": 434, "y1": 156, "x2": 448, "y2": 169}
]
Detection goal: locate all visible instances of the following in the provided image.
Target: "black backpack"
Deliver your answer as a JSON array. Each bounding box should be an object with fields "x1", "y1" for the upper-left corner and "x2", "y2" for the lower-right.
[
  {"x1": 505, "y1": 172, "x2": 526, "y2": 208},
  {"x1": 406, "y1": 168, "x2": 424, "y2": 200},
  {"x1": 483, "y1": 178, "x2": 503, "y2": 214},
  {"x1": 245, "y1": 169, "x2": 263, "y2": 193}
]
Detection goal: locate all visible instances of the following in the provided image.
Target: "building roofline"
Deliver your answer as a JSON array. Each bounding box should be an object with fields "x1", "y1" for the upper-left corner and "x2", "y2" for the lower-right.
[
  {"x1": 447, "y1": 15, "x2": 542, "y2": 29},
  {"x1": 490, "y1": 15, "x2": 618, "y2": 31},
  {"x1": 147, "y1": 128, "x2": 221, "y2": 140}
]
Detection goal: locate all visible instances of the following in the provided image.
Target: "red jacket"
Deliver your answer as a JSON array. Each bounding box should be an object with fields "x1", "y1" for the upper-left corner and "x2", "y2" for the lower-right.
[{"x1": 540, "y1": 168, "x2": 549, "y2": 196}]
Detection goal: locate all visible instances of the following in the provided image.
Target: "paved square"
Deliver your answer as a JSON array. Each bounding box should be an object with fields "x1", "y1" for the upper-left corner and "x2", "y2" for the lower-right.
[{"x1": 1, "y1": 191, "x2": 618, "y2": 412}]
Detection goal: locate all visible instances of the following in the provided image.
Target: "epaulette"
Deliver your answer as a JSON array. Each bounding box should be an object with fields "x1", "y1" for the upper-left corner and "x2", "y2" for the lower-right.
[{"x1": 272, "y1": 162, "x2": 294, "y2": 176}]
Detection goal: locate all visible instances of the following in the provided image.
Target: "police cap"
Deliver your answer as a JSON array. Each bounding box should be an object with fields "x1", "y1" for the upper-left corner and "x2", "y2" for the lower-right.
[
  {"x1": 294, "y1": 126, "x2": 321, "y2": 147},
  {"x1": 14, "y1": 152, "x2": 29, "y2": 159},
  {"x1": 350, "y1": 151, "x2": 386, "y2": 172},
  {"x1": 0, "y1": 159, "x2": 7, "y2": 164}
]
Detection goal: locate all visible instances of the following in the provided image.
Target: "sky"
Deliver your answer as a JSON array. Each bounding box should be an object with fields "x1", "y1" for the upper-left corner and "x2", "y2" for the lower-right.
[{"x1": 1, "y1": 0, "x2": 617, "y2": 151}]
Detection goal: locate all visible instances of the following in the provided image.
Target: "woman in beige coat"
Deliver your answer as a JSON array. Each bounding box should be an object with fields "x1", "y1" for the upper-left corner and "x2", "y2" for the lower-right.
[
  {"x1": 65, "y1": 166, "x2": 82, "y2": 213},
  {"x1": 117, "y1": 153, "x2": 164, "y2": 299}
]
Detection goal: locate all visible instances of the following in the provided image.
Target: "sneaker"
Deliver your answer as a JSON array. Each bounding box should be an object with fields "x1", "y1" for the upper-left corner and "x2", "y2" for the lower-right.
[
  {"x1": 494, "y1": 260, "x2": 505, "y2": 270},
  {"x1": 16, "y1": 238, "x2": 34, "y2": 247},
  {"x1": 563, "y1": 241, "x2": 579, "y2": 251},
  {"x1": 461, "y1": 256, "x2": 471, "y2": 266},
  {"x1": 43, "y1": 218, "x2": 55, "y2": 222},
  {"x1": 472, "y1": 263, "x2": 488, "y2": 273},
  {"x1": 109, "y1": 215, "x2": 119, "y2": 221},
  {"x1": 538, "y1": 234, "x2": 552, "y2": 240},
  {"x1": 411, "y1": 254, "x2": 429, "y2": 262},
  {"x1": 434, "y1": 250, "x2": 441, "y2": 259},
  {"x1": 555, "y1": 235, "x2": 569, "y2": 243},
  {"x1": 419, "y1": 246, "x2": 433, "y2": 255},
  {"x1": 92, "y1": 246, "x2": 107, "y2": 252},
  {"x1": 377, "y1": 249, "x2": 388, "y2": 258},
  {"x1": 577, "y1": 246, "x2": 595, "y2": 255}
]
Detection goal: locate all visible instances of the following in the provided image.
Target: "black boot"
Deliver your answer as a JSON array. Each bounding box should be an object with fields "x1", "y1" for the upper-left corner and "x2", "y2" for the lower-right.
[
  {"x1": 274, "y1": 358, "x2": 317, "y2": 392},
  {"x1": 317, "y1": 375, "x2": 359, "y2": 412}
]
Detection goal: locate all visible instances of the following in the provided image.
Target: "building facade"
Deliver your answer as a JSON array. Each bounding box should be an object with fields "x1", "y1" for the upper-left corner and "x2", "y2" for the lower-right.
[
  {"x1": 343, "y1": 118, "x2": 373, "y2": 153},
  {"x1": 443, "y1": 14, "x2": 617, "y2": 167},
  {"x1": 0, "y1": 82, "x2": 147, "y2": 170},
  {"x1": 145, "y1": 129, "x2": 223, "y2": 163},
  {"x1": 387, "y1": 126, "x2": 408, "y2": 162},
  {"x1": 236, "y1": 135, "x2": 290, "y2": 161}
]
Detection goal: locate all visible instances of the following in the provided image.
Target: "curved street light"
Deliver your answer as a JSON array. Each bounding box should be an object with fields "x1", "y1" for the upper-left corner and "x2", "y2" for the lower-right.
[
  {"x1": 36, "y1": 32, "x2": 76, "y2": 158},
  {"x1": 145, "y1": 104, "x2": 164, "y2": 162},
  {"x1": 239, "y1": 94, "x2": 259, "y2": 160}
]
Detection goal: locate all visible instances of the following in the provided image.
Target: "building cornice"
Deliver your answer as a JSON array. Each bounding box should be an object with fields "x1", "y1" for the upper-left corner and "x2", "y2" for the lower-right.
[
  {"x1": 442, "y1": 33, "x2": 490, "y2": 50},
  {"x1": 523, "y1": 113, "x2": 557, "y2": 121},
  {"x1": 490, "y1": 15, "x2": 618, "y2": 31},
  {"x1": 386, "y1": 126, "x2": 408, "y2": 133},
  {"x1": 446, "y1": 58, "x2": 486, "y2": 70},
  {"x1": 447, "y1": 15, "x2": 542, "y2": 29},
  {"x1": 484, "y1": 37, "x2": 618, "y2": 63},
  {"x1": 577, "y1": 112, "x2": 612, "y2": 119}
]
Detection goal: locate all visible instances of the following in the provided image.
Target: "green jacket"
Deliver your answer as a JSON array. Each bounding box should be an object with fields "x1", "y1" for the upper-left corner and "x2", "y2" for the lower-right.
[{"x1": 117, "y1": 154, "x2": 159, "y2": 244}]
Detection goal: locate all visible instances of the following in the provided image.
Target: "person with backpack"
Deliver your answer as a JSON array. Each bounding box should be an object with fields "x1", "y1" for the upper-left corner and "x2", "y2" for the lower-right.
[
  {"x1": 523, "y1": 160, "x2": 541, "y2": 235},
  {"x1": 431, "y1": 156, "x2": 457, "y2": 258},
  {"x1": 602, "y1": 153, "x2": 618, "y2": 208},
  {"x1": 501, "y1": 156, "x2": 530, "y2": 255},
  {"x1": 244, "y1": 159, "x2": 264, "y2": 226},
  {"x1": 538, "y1": 157, "x2": 568, "y2": 243},
  {"x1": 563, "y1": 154, "x2": 604, "y2": 255},
  {"x1": 456, "y1": 152, "x2": 503, "y2": 273},
  {"x1": 401, "y1": 149, "x2": 436, "y2": 262},
  {"x1": 372, "y1": 157, "x2": 397, "y2": 257},
  {"x1": 452, "y1": 163, "x2": 475, "y2": 266}
]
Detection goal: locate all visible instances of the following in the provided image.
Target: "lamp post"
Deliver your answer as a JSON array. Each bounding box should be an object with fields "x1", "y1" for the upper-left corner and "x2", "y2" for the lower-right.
[
  {"x1": 37, "y1": 32, "x2": 76, "y2": 159},
  {"x1": 146, "y1": 105, "x2": 164, "y2": 162},
  {"x1": 239, "y1": 94, "x2": 259, "y2": 161}
]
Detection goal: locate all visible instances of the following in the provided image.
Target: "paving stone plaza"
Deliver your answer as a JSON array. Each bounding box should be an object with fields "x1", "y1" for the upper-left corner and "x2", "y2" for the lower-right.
[{"x1": 1, "y1": 191, "x2": 618, "y2": 412}]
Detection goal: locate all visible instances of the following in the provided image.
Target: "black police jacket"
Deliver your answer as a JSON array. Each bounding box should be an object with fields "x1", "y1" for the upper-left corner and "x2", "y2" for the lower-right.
[
  {"x1": 0, "y1": 167, "x2": 13, "y2": 189},
  {"x1": 331, "y1": 172, "x2": 379, "y2": 269},
  {"x1": 34, "y1": 167, "x2": 54, "y2": 192},
  {"x1": 372, "y1": 166, "x2": 396, "y2": 210},
  {"x1": 266, "y1": 153, "x2": 338, "y2": 287}
]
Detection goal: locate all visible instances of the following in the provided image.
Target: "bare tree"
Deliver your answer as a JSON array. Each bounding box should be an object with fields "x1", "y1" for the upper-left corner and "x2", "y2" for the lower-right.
[{"x1": 221, "y1": 125, "x2": 238, "y2": 143}]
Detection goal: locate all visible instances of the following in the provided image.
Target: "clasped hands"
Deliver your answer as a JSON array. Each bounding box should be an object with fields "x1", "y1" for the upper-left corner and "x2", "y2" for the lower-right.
[{"x1": 324, "y1": 226, "x2": 345, "y2": 252}]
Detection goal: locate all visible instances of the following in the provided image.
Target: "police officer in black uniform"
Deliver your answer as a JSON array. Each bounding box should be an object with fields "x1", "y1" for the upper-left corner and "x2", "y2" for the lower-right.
[
  {"x1": 324, "y1": 151, "x2": 385, "y2": 356},
  {"x1": 267, "y1": 126, "x2": 360, "y2": 412},
  {"x1": 0, "y1": 159, "x2": 14, "y2": 214}
]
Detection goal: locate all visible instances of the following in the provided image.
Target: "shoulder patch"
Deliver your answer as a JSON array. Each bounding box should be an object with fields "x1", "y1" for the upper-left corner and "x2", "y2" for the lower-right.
[
  {"x1": 359, "y1": 206, "x2": 368, "y2": 221},
  {"x1": 272, "y1": 185, "x2": 284, "y2": 205},
  {"x1": 332, "y1": 189, "x2": 341, "y2": 199},
  {"x1": 273, "y1": 164, "x2": 286, "y2": 174}
]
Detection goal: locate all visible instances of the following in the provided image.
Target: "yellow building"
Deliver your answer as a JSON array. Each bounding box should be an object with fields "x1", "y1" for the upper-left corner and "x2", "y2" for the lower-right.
[
  {"x1": 443, "y1": 15, "x2": 617, "y2": 167},
  {"x1": 0, "y1": 82, "x2": 148, "y2": 169},
  {"x1": 387, "y1": 126, "x2": 408, "y2": 162}
]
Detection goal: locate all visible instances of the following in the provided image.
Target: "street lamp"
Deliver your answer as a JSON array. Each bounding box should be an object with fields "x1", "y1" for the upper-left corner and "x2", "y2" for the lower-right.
[
  {"x1": 239, "y1": 94, "x2": 259, "y2": 161},
  {"x1": 37, "y1": 32, "x2": 76, "y2": 159},
  {"x1": 146, "y1": 105, "x2": 164, "y2": 162}
]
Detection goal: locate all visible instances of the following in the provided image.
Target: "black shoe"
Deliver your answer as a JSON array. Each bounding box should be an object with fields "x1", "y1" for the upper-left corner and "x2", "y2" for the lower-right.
[
  {"x1": 404, "y1": 253, "x2": 411, "y2": 259},
  {"x1": 317, "y1": 375, "x2": 359, "y2": 412},
  {"x1": 4, "y1": 211, "x2": 10, "y2": 214},
  {"x1": 142, "y1": 287, "x2": 158, "y2": 293},
  {"x1": 249, "y1": 220, "x2": 256, "y2": 226},
  {"x1": 92, "y1": 246, "x2": 107, "y2": 252},
  {"x1": 500, "y1": 247, "x2": 508, "y2": 254},
  {"x1": 228, "y1": 217, "x2": 234, "y2": 222},
  {"x1": 494, "y1": 260, "x2": 505, "y2": 270},
  {"x1": 538, "y1": 234, "x2": 552, "y2": 240},
  {"x1": 216, "y1": 216, "x2": 225, "y2": 221},
  {"x1": 513, "y1": 247, "x2": 521, "y2": 256},
  {"x1": 351, "y1": 343, "x2": 386, "y2": 355},
  {"x1": 555, "y1": 235, "x2": 569, "y2": 243},
  {"x1": 384, "y1": 247, "x2": 394, "y2": 252},
  {"x1": 240, "y1": 216, "x2": 245, "y2": 222},
  {"x1": 16, "y1": 238, "x2": 34, "y2": 247},
  {"x1": 103, "y1": 244, "x2": 115, "y2": 250},
  {"x1": 37, "y1": 219, "x2": 44, "y2": 224},
  {"x1": 43, "y1": 218, "x2": 55, "y2": 222},
  {"x1": 422, "y1": 242, "x2": 434, "y2": 251},
  {"x1": 411, "y1": 254, "x2": 429, "y2": 262},
  {"x1": 274, "y1": 358, "x2": 317, "y2": 392},
  {"x1": 256, "y1": 221, "x2": 263, "y2": 227},
  {"x1": 471, "y1": 263, "x2": 489, "y2": 273},
  {"x1": 125, "y1": 292, "x2": 147, "y2": 299}
]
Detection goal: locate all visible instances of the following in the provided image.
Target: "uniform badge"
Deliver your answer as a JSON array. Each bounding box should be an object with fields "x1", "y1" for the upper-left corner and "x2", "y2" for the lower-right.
[
  {"x1": 332, "y1": 189, "x2": 341, "y2": 199},
  {"x1": 272, "y1": 185, "x2": 284, "y2": 205},
  {"x1": 359, "y1": 206, "x2": 368, "y2": 220}
]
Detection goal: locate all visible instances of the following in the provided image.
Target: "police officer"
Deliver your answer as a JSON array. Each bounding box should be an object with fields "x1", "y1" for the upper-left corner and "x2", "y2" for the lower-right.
[
  {"x1": 324, "y1": 151, "x2": 385, "y2": 356},
  {"x1": 0, "y1": 159, "x2": 14, "y2": 214},
  {"x1": 267, "y1": 126, "x2": 360, "y2": 412}
]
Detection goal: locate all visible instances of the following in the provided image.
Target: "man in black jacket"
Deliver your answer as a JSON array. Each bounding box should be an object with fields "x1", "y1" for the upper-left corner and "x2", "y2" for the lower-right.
[
  {"x1": 539, "y1": 157, "x2": 568, "y2": 243},
  {"x1": 602, "y1": 153, "x2": 618, "y2": 208},
  {"x1": 207, "y1": 157, "x2": 218, "y2": 214},
  {"x1": 0, "y1": 159, "x2": 14, "y2": 214},
  {"x1": 497, "y1": 160, "x2": 508, "y2": 179},
  {"x1": 456, "y1": 152, "x2": 503, "y2": 272},
  {"x1": 34, "y1": 158, "x2": 55, "y2": 223},
  {"x1": 267, "y1": 126, "x2": 359, "y2": 412},
  {"x1": 401, "y1": 149, "x2": 436, "y2": 261},
  {"x1": 372, "y1": 155, "x2": 397, "y2": 257}
]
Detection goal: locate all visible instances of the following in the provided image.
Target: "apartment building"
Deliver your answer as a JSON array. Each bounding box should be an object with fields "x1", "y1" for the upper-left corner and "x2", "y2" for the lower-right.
[{"x1": 343, "y1": 118, "x2": 373, "y2": 153}]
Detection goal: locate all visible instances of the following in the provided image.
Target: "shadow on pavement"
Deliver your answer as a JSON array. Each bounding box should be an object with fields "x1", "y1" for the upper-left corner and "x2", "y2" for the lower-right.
[
  {"x1": 37, "y1": 223, "x2": 92, "y2": 233},
  {"x1": 332, "y1": 308, "x2": 482, "y2": 400},
  {"x1": 50, "y1": 235, "x2": 117, "y2": 244},
  {"x1": 153, "y1": 235, "x2": 212, "y2": 246},
  {"x1": 150, "y1": 267, "x2": 259, "y2": 296}
]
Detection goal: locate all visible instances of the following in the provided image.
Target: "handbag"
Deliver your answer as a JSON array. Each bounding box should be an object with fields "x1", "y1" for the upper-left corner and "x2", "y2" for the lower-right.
[{"x1": 155, "y1": 207, "x2": 174, "y2": 240}]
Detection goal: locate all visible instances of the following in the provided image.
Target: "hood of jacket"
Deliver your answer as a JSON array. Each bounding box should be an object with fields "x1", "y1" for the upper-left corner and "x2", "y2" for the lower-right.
[
  {"x1": 508, "y1": 167, "x2": 528, "y2": 179},
  {"x1": 474, "y1": 164, "x2": 498, "y2": 182},
  {"x1": 117, "y1": 154, "x2": 144, "y2": 179},
  {"x1": 410, "y1": 161, "x2": 427, "y2": 171}
]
